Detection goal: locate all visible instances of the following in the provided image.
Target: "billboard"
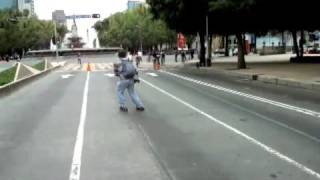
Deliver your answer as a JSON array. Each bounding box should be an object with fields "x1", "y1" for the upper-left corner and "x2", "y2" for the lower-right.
[{"x1": 177, "y1": 33, "x2": 187, "y2": 50}]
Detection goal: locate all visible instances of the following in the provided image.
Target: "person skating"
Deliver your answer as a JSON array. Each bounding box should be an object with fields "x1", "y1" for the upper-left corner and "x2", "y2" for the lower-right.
[{"x1": 114, "y1": 50, "x2": 145, "y2": 112}]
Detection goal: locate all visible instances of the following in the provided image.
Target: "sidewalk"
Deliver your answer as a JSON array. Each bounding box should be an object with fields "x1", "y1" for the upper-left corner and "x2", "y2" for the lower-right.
[{"x1": 161, "y1": 54, "x2": 320, "y2": 91}]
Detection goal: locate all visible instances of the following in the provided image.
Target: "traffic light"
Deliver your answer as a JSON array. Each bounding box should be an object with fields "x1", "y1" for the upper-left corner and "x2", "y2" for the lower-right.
[{"x1": 92, "y1": 14, "x2": 100, "y2": 18}]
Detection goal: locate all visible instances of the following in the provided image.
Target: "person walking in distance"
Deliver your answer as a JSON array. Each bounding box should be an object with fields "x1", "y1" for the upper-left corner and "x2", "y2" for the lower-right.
[
  {"x1": 77, "y1": 52, "x2": 82, "y2": 65},
  {"x1": 160, "y1": 50, "x2": 166, "y2": 65},
  {"x1": 114, "y1": 50, "x2": 145, "y2": 112}
]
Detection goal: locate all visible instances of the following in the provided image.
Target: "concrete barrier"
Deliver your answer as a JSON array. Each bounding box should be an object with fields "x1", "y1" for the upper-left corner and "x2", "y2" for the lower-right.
[{"x1": 0, "y1": 65, "x2": 60, "y2": 98}]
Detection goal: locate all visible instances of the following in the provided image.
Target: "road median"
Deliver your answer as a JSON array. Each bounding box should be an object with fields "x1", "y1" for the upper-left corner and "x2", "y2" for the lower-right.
[{"x1": 0, "y1": 61, "x2": 61, "y2": 97}]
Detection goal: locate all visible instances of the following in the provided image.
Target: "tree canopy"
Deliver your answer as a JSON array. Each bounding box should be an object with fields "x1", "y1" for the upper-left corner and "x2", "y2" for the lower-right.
[
  {"x1": 147, "y1": 0, "x2": 320, "y2": 68},
  {"x1": 0, "y1": 9, "x2": 60, "y2": 56},
  {"x1": 94, "y1": 7, "x2": 176, "y2": 50}
]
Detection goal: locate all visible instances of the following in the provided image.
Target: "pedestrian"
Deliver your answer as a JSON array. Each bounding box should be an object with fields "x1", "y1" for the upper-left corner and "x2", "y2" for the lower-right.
[
  {"x1": 181, "y1": 51, "x2": 186, "y2": 63},
  {"x1": 5, "y1": 54, "x2": 9, "y2": 62},
  {"x1": 136, "y1": 50, "x2": 143, "y2": 67},
  {"x1": 77, "y1": 52, "x2": 82, "y2": 65},
  {"x1": 160, "y1": 50, "x2": 166, "y2": 65},
  {"x1": 114, "y1": 50, "x2": 145, "y2": 112},
  {"x1": 152, "y1": 50, "x2": 160, "y2": 68},
  {"x1": 191, "y1": 49, "x2": 194, "y2": 60},
  {"x1": 147, "y1": 51, "x2": 151, "y2": 62},
  {"x1": 175, "y1": 51, "x2": 178, "y2": 62},
  {"x1": 128, "y1": 51, "x2": 133, "y2": 62}
]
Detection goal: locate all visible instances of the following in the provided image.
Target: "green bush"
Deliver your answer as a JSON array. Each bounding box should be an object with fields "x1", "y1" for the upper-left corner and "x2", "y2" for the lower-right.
[{"x1": 0, "y1": 66, "x2": 17, "y2": 86}]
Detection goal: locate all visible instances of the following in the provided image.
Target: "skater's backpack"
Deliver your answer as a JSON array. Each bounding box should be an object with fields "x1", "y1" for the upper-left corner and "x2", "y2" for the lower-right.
[{"x1": 121, "y1": 61, "x2": 137, "y2": 79}]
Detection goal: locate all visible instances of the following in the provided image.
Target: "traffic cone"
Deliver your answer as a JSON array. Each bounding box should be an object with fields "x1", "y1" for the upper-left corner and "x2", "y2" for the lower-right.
[{"x1": 87, "y1": 63, "x2": 91, "y2": 72}]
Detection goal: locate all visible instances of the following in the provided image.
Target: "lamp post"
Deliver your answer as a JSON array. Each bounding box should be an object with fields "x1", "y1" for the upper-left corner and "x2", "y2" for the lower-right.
[
  {"x1": 205, "y1": 15, "x2": 209, "y2": 67},
  {"x1": 54, "y1": 21, "x2": 59, "y2": 59}
]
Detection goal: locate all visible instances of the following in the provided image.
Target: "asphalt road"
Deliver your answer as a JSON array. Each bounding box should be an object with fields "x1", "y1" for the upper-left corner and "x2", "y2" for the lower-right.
[{"x1": 0, "y1": 55, "x2": 320, "y2": 180}]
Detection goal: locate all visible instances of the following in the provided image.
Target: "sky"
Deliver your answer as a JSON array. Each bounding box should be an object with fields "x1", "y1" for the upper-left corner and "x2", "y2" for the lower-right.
[{"x1": 34, "y1": 0, "x2": 143, "y2": 48}]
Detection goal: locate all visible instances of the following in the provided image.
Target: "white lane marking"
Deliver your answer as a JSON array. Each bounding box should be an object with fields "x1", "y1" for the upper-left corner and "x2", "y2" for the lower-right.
[
  {"x1": 61, "y1": 74, "x2": 74, "y2": 79},
  {"x1": 97, "y1": 63, "x2": 105, "y2": 70},
  {"x1": 105, "y1": 63, "x2": 113, "y2": 70},
  {"x1": 72, "y1": 65, "x2": 81, "y2": 71},
  {"x1": 146, "y1": 73, "x2": 158, "y2": 77},
  {"x1": 64, "y1": 64, "x2": 75, "y2": 71},
  {"x1": 69, "y1": 72, "x2": 90, "y2": 180},
  {"x1": 140, "y1": 78, "x2": 320, "y2": 179},
  {"x1": 104, "y1": 73, "x2": 115, "y2": 77},
  {"x1": 161, "y1": 71, "x2": 320, "y2": 119}
]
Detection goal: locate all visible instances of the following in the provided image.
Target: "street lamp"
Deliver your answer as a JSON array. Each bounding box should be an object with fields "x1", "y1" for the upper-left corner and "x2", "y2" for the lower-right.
[
  {"x1": 53, "y1": 21, "x2": 59, "y2": 59},
  {"x1": 205, "y1": 15, "x2": 209, "y2": 67}
]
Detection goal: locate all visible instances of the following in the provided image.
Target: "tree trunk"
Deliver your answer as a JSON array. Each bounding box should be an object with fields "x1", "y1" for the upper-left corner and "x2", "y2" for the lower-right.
[
  {"x1": 281, "y1": 31, "x2": 286, "y2": 48},
  {"x1": 236, "y1": 33, "x2": 246, "y2": 69},
  {"x1": 199, "y1": 32, "x2": 206, "y2": 66},
  {"x1": 299, "y1": 30, "x2": 305, "y2": 58},
  {"x1": 242, "y1": 34, "x2": 247, "y2": 55},
  {"x1": 253, "y1": 34, "x2": 257, "y2": 53},
  {"x1": 292, "y1": 30, "x2": 300, "y2": 58},
  {"x1": 225, "y1": 35, "x2": 229, "y2": 56}
]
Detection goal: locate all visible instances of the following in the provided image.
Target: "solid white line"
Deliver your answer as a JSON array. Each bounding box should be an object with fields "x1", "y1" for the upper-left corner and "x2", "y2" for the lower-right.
[
  {"x1": 140, "y1": 78, "x2": 320, "y2": 179},
  {"x1": 69, "y1": 72, "x2": 90, "y2": 180},
  {"x1": 161, "y1": 71, "x2": 320, "y2": 119},
  {"x1": 97, "y1": 63, "x2": 105, "y2": 70},
  {"x1": 72, "y1": 65, "x2": 81, "y2": 71},
  {"x1": 64, "y1": 64, "x2": 75, "y2": 71},
  {"x1": 105, "y1": 63, "x2": 113, "y2": 70},
  {"x1": 146, "y1": 73, "x2": 158, "y2": 77}
]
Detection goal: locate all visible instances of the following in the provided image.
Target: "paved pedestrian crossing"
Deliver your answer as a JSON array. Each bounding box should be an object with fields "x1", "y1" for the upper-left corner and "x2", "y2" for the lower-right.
[{"x1": 57, "y1": 63, "x2": 115, "y2": 72}]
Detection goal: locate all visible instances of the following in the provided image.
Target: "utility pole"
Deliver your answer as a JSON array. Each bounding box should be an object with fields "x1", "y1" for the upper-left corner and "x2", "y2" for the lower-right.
[
  {"x1": 205, "y1": 15, "x2": 209, "y2": 67},
  {"x1": 54, "y1": 21, "x2": 59, "y2": 59}
]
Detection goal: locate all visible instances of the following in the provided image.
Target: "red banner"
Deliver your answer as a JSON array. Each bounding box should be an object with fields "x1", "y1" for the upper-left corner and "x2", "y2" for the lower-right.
[{"x1": 177, "y1": 33, "x2": 186, "y2": 49}]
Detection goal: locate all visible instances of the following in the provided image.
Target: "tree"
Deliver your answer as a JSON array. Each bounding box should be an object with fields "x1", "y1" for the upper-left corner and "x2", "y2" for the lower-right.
[
  {"x1": 56, "y1": 24, "x2": 68, "y2": 42},
  {"x1": 0, "y1": 9, "x2": 55, "y2": 56},
  {"x1": 147, "y1": 0, "x2": 210, "y2": 65},
  {"x1": 245, "y1": 0, "x2": 319, "y2": 59},
  {"x1": 94, "y1": 7, "x2": 176, "y2": 50}
]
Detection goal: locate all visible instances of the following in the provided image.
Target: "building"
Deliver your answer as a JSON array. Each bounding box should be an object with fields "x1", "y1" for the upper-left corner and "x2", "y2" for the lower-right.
[
  {"x1": 18, "y1": 0, "x2": 35, "y2": 16},
  {"x1": 0, "y1": 0, "x2": 17, "y2": 10},
  {"x1": 52, "y1": 10, "x2": 67, "y2": 26},
  {"x1": 127, "y1": 0, "x2": 143, "y2": 10}
]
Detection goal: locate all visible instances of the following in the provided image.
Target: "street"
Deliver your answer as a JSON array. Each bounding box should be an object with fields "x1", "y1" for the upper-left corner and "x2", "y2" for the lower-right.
[{"x1": 0, "y1": 55, "x2": 320, "y2": 180}]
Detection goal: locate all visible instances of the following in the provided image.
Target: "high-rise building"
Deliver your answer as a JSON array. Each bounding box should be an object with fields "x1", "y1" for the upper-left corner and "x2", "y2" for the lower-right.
[
  {"x1": 127, "y1": 0, "x2": 143, "y2": 10},
  {"x1": 0, "y1": 0, "x2": 17, "y2": 10},
  {"x1": 18, "y1": 0, "x2": 35, "y2": 16},
  {"x1": 52, "y1": 10, "x2": 67, "y2": 26}
]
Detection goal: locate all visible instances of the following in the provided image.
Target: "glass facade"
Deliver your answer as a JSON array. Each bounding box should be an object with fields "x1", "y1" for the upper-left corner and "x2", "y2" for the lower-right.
[
  {"x1": 127, "y1": 1, "x2": 142, "y2": 10},
  {"x1": 0, "y1": 0, "x2": 17, "y2": 9}
]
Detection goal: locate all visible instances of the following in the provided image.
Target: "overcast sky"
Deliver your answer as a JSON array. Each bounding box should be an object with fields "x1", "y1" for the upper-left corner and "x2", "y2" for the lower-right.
[
  {"x1": 34, "y1": 0, "x2": 143, "y2": 48},
  {"x1": 35, "y1": 0, "x2": 130, "y2": 20}
]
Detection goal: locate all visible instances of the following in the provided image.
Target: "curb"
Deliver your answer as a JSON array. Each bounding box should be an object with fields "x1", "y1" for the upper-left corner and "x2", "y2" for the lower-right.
[
  {"x1": 229, "y1": 71, "x2": 319, "y2": 91},
  {"x1": 175, "y1": 65, "x2": 320, "y2": 91},
  {"x1": 0, "y1": 65, "x2": 61, "y2": 98}
]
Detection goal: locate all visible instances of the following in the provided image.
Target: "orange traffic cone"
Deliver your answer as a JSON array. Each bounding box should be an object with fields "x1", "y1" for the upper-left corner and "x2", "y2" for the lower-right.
[{"x1": 87, "y1": 63, "x2": 92, "y2": 72}]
